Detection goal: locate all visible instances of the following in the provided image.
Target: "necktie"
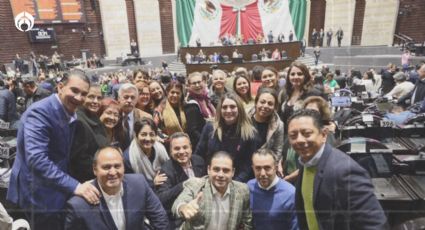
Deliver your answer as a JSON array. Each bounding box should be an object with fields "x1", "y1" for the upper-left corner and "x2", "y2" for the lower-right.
[{"x1": 124, "y1": 115, "x2": 130, "y2": 136}]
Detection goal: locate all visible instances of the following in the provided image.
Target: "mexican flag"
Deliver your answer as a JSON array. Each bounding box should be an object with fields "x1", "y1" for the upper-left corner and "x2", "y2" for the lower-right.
[{"x1": 176, "y1": 0, "x2": 307, "y2": 47}]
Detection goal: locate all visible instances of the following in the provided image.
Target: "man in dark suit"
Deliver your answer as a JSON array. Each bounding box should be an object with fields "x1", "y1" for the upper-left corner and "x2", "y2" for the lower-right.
[
  {"x1": 22, "y1": 77, "x2": 51, "y2": 111},
  {"x1": 118, "y1": 83, "x2": 152, "y2": 150},
  {"x1": 7, "y1": 71, "x2": 100, "y2": 229},
  {"x1": 156, "y1": 132, "x2": 205, "y2": 229},
  {"x1": 287, "y1": 109, "x2": 388, "y2": 230},
  {"x1": 336, "y1": 27, "x2": 344, "y2": 47},
  {"x1": 65, "y1": 146, "x2": 169, "y2": 230}
]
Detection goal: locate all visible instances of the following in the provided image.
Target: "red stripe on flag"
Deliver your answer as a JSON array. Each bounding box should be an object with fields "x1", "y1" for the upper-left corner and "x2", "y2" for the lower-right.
[
  {"x1": 240, "y1": 0, "x2": 263, "y2": 43},
  {"x1": 220, "y1": 4, "x2": 237, "y2": 38}
]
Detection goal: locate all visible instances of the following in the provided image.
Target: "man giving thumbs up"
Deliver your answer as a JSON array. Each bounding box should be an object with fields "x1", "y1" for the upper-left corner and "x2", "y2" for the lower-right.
[{"x1": 172, "y1": 151, "x2": 252, "y2": 230}]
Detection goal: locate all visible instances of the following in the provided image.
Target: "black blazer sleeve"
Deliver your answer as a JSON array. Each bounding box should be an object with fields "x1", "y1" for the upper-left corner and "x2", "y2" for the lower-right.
[
  {"x1": 193, "y1": 122, "x2": 213, "y2": 161},
  {"x1": 64, "y1": 201, "x2": 87, "y2": 230},
  {"x1": 184, "y1": 103, "x2": 206, "y2": 147},
  {"x1": 156, "y1": 160, "x2": 185, "y2": 211}
]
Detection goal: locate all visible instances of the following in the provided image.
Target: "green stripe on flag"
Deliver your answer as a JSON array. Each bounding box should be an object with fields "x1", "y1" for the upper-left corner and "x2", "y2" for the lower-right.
[
  {"x1": 289, "y1": 0, "x2": 307, "y2": 40},
  {"x1": 176, "y1": 0, "x2": 196, "y2": 47}
]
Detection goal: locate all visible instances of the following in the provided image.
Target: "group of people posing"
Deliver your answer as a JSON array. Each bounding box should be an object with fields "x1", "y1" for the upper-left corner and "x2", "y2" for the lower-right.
[{"x1": 6, "y1": 61, "x2": 390, "y2": 230}]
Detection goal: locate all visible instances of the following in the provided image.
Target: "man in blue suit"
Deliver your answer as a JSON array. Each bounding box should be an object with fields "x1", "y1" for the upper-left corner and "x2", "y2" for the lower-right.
[
  {"x1": 287, "y1": 109, "x2": 388, "y2": 230},
  {"x1": 7, "y1": 71, "x2": 101, "y2": 229},
  {"x1": 64, "y1": 146, "x2": 169, "y2": 230}
]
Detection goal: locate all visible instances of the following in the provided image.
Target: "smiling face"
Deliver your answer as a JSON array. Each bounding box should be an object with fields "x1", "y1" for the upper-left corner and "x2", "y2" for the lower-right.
[
  {"x1": 170, "y1": 136, "x2": 192, "y2": 167},
  {"x1": 136, "y1": 85, "x2": 151, "y2": 107},
  {"x1": 261, "y1": 69, "x2": 277, "y2": 88},
  {"x1": 235, "y1": 77, "x2": 250, "y2": 97},
  {"x1": 255, "y1": 93, "x2": 275, "y2": 119},
  {"x1": 188, "y1": 75, "x2": 205, "y2": 95},
  {"x1": 288, "y1": 66, "x2": 305, "y2": 89},
  {"x1": 221, "y1": 98, "x2": 239, "y2": 125},
  {"x1": 134, "y1": 71, "x2": 150, "y2": 84},
  {"x1": 212, "y1": 71, "x2": 226, "y2": 91},
  {"x1": 288, "y1": 116, "x2": 327, "y2": 163},
  {"x1": 58, "y1": 76, "x2": 90, "y2": 114},
  {"x1": 83, "y1": 86, "x2": 103, "y2": 114},
  {"x1": 168, "y1": 86, "x2": 182, "y2": 107},
  {"x1": 252, "y1": 153, "x2": 277, "y2": 188},
  {"x1": 137, "y1": 125, "x2": 157, "y2": 153},
  {"x1": 93, "y1": 148, "x2": 124, "y2": 195},
  {"x1": 100, "y1": 106, "x2": 120, "y2": 129},
  {"x1": 208, "y1": 156, "x2": 234, "y2": 194},
  {"x1": 149, "y1": 81, "x2": 164, "y2": 101}
]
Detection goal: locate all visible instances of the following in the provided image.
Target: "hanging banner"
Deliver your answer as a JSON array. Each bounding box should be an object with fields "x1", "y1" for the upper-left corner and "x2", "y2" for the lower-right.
[{"x1": 28, "y1": 28, "x2": 57, "y2": 43}]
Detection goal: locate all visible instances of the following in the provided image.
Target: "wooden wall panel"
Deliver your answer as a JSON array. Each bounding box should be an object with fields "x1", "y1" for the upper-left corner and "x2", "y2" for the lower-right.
[
  {"x1": 0, "y1": 0, "x2": 105, "y2": 68},
  {"x1": 352, "y1": 0, "x2": 365, "y2": 45},
  {"x1": 158, "y1": 0, "x2": 175, "y2": 54},
  {"x1": 308, "y1": 0, "x2": 326, "y2": 46}
]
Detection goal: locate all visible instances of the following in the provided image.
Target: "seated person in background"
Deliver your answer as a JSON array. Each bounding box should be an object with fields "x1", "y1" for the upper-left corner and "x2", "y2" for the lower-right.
[
  {"x1": 232, "y1": 49, "x2": 239, "y2": 58},
  {"x1": 172, "y1": 151, "x2": 252, "y2": 230},
  {"x1": 358, "y1": 71, "x2": 376, "y2": 96},
  {"x1": 65, "y1": 146, "x2": 169, "y2": 230},
  {"x1": 384, "y1": 104, "x2": 416, "y2": 125},
  {"x1": 156, "y1": 132, "x2": 205, "y2": 229},
  {"x1": 385, "y1": 72, "x2": 415, "y2": 99},
  {"x1": 248, "y1": 149, "x2": 298, "y2": 230},
  {"x1": 185, "y1": 52, "x2": 192, "y2": 64},
  {"x1": 281, "y1": 50, "x2": 288, "y2": 59},
  {"x1": 398, "y1": 62, "x2": 425, "y2": 106},
  {"x1": 323, "y1": 72, "x2": 340, "y2": 94},
  {"x1": 271, "y1": 48, "x2": 281, "y2": 60}
]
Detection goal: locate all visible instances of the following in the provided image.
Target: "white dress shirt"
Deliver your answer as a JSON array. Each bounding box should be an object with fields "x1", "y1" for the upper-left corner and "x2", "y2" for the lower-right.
[
  {"x1": 98, "y1": 183, "x2": 126, "y2": 230},
  {"x1": 206, "y1": 184, "x2": 230, "y2": 230}
]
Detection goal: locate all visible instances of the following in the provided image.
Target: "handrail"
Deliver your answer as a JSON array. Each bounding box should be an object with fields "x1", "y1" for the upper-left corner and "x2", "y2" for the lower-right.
[{"x1": 399, "y1": 33, "x2": 413, "y2": 42}]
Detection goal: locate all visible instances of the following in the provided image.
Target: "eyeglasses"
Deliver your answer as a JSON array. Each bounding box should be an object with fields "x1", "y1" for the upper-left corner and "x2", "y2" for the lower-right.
[
  {"x1": 190, "y1": 80, "x2": 203, "y2": 86},
  {"x1": 290, "y1": 72, "x2": 304, "y2": 76}
]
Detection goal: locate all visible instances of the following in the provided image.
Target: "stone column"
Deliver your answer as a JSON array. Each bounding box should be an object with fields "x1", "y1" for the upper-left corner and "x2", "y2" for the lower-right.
[
  {"x1": 133, "y1": 0, "x2": 163, "y2": 57},
  {"x1": 361, "y1": 0, "x2": 399, "y2": 46},
  {"x1": 98, "y1": 0, "x2": 130, "y2": 59},
  {"x1": 324, "y1": 0, "x2": 356, "y2": 47}
]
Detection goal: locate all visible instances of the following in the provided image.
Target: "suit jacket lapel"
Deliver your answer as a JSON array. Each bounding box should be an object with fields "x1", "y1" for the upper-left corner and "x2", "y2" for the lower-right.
[
  {"x1": 122, "y1": 178, "x2": 133, "y2": 230},
  {"x1": 227, "y1": 182, "x2": 238, "y2": 230},
  {"x1": 94, "y1": 180, "x2": 118, "y2": 230},
  {"x1": 202, "y1": 180, "x2": 213, "y2": 228},
  {"x1": 313, "y1": 143, "x2": 331, "y2": 206}
]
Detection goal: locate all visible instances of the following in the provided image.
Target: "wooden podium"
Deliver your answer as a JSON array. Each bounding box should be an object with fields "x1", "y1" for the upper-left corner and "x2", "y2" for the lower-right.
[{"x1": 181, "y1": 41, "x2": 300, "y2": 73}]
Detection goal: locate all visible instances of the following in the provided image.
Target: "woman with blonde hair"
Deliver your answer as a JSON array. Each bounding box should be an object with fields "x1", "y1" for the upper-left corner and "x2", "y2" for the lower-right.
[{"x1": 194, "y1": 93, "x2": 257, "y2": 182}]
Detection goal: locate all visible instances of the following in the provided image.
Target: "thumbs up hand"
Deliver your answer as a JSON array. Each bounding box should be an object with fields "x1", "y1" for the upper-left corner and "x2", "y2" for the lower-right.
[{"x1": 178, "y1": 192, "x2": 203, "y2": 220}]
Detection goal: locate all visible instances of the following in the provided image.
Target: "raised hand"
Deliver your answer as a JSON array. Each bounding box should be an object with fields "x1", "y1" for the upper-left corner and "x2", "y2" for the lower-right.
[{"x1": 178, "y1": 192, "x2": 203, "y2": 220}]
